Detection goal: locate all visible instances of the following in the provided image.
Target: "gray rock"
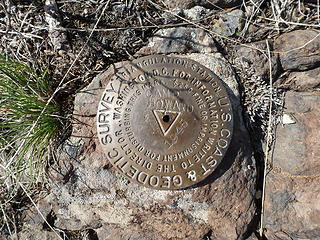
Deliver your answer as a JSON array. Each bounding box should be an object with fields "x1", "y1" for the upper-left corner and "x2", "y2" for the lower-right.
[
  {"x1": 162, "y1": 0, "x2": 242, "y2": 9},
  {"x1": 245, "y1": 233, "x2": 259, "y2": 240},
  {"x1": 46, "y1": 54, "x2": 256, "y2": 240},
  {"x1": 212, "y1": 9, "x2": 244, "y2": 37},
  {"x1": 6, "y1": 229, "x2": 59, "y2": 240},
  {"x1": 136, "y1": 27, "x2": 217, "y2": 55},
  {"x1": 276, "y1": 67, "x2": 320, "y2": 91},
  {"x1": 275, "y1": 30, "x2": 320, "y2": 71},
  {"x1": 265, "y1": 91, "x2": 320, "y2": 240},
  {"x1": 273, "y1": 91, "x2": 320, "y2": 176}
]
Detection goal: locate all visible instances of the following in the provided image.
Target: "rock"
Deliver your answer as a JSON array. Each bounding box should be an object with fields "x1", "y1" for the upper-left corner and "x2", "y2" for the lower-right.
[
  {"x1": 96, "y1": 227, "x2": 153, "y2": 240},
  {"x1": 21, "y1": 197, "x2": 54, "y2": 230},
  {"x1": 162, "y1": 0, "x2": 242, "y2": 9},
  {"x1": 7, "y1": 230, "x2": 58, "y2": 240},
  {"x1": 265, "y1": 91, "x2": 320, "y2": 240},
  {"x1": 183, "y1": 6, "x2": 210, "y2": 21},
  {"x1": 212, "y1": 9, "x2": 244, "y2": 37},
  {"x1": 48, "y1": 54, "x2": 256, "y2": 240},
  {"x1": 273, "y1": 91, "x2": 320, "y2": 176},
  {"x1": 264, "y1": 171, "x2": 320, "y2": 240},
  {"x1": 276, "y1": 67, "x2": 320, "y2": 91},
  {"x1": 184, "y1": 53, "x2": 240, "y2": 99},
  {"x1": 233, "y1": 40, "x2": 280, "y2": 80},
  {"x1": 275, "y1": 30, "x2": 320, "y2": 71},
  {"x1": 136, "y1": 28, "x2": 217, "y2": 55}
]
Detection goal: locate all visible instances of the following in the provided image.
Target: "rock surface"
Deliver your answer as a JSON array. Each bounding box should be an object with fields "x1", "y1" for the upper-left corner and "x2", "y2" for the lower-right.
[
  {"x1": 44, "y1": 53, "x2": 257, "y2": 240},
  {"x1": 265, "y1": 91, "x2": 320, "y2": 240},
  {"x1": 183, "y1": 6, "x2": 210, "y2": 21},
  {"x1": 212, "y1": 9, "x2": 244, "y2": 37},
  {"x1": 8, "y1": 230, "x2": 58, "y2": 240},
  {"x1": 275, "y1": 29, "x2": 320, "y2": 71},
  {"x1": 276, "y1": 67, "x2": 320, "y2": 91},
  {"x1": 162, "y1": 0, "x2": 242, "y2": 9},
  {"x1": 233, "y1": 40, "x2": 280, "y2": 80},
  {"x1": 136, "y1": 27, "x2": 217, "y2": 55},
  {"x1": 273, "y1": 91, "x2": 320, "y2": 176}
]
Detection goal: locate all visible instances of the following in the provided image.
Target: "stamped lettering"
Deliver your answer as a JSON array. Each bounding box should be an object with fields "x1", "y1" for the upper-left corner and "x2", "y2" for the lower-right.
[{"x1": 97, "y1": 55, "x2": 233, "y2": 190}]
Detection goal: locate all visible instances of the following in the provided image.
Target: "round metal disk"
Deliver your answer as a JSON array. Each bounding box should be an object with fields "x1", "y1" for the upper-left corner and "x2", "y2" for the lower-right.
[{"x1": 97, "y1": 55, "x2": 233, "y2": 190}]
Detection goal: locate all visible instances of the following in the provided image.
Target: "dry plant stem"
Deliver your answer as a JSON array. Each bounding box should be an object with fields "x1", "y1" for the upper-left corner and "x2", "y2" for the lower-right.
[
  {"x1": 0, "y1": 206, "x2": 12, "y2": 236},
  {"x1": 317, "y1": 0, "x2": 320, "y2": 25},
  {"x1": 259, "y1": 40, "x2": 273, "y2": 238},
  {"x1": 24, "y1": 22, "x2": 189, "y2": 32},
  {"x1": 0, "y1": 30, "x2": 43, "y2": 39},
  {"x1": 274, "y1": 30, "x2": 320, "y2": 55},
  {"x1": 241, "y1": 0, "x2": 264, "y2": 38}
]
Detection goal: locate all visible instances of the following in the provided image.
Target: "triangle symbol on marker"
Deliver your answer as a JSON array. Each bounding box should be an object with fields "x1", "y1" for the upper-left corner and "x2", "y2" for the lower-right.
[{"x1": 153, "y1": 110, "x2": 181, "y2": 135}]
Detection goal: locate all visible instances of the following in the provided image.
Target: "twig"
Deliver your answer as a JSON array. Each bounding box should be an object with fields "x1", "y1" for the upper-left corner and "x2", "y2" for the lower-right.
[
  {"x1": 259, "y1": 39, "x2": 273, "y2": 238},
  {"x1": 274, "y1": 30, "x2": 320, "y2": 54},
  {"x1": 0, "y1": 205, "x2": 12, "y2": 236},
  {"x1": 24, "y1": 21, "x2": 190, "y2": 32},
  {"x1": 0, "y1": 30, "x2": 43, "y2": 39},
  {"x1": 317, "y1": 0, "x2": 320, "y2": 25},
  {"x1": 241, "y1": 0, "x2": 265, "y2": 38}
]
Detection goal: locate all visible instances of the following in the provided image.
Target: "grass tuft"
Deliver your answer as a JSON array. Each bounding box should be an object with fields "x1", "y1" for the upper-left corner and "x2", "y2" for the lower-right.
[{"x1": 0, "y1": 54, "x2": 61, "y2": 191}]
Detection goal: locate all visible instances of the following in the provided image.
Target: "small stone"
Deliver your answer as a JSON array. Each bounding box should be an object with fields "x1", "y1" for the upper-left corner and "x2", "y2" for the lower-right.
[
  {"x1": 183, "y1": 6, "x2": 210, "y2": 21},
  {"x1": 275, "y1": 30, "x2": 320, "y2": 71},
  {"x1": 255, "y1": 190, "x2": 262, "y2": 199},
  {"x1": 212, "y1": 9, "x2": 244, "y2": 37},
  {"x1": 282, "y1": 113, "x2": 296, "y2": 125},
  {"x1": 136, "y1": 27, "x2": 217, "y2": 55},
  {"x1": 22, "y1": 199, "x2": 52, "y2": 230}
]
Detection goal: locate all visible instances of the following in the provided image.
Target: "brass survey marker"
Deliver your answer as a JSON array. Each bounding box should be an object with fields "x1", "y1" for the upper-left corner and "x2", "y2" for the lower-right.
[{"x1": 97, "y1": 55, "x2": 233, "y2": 190}]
